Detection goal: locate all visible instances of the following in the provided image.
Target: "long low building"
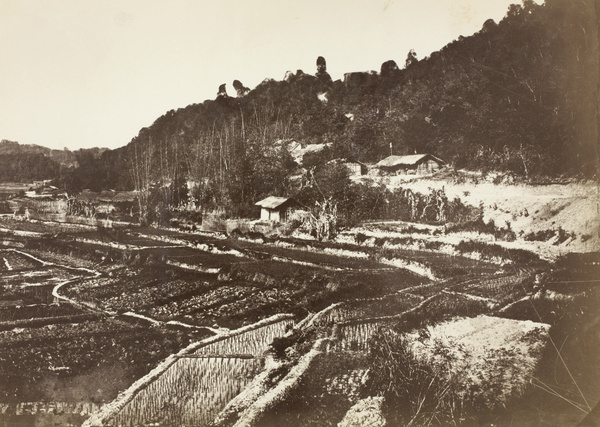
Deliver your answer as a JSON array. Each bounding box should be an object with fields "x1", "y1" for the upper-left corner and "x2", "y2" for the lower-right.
[
  {"x1": 376, "y1": 154, "x2": 445, "y2": 175},
  {"x1": 70, "y1": 190, "x2": 139, "y2": 219}
]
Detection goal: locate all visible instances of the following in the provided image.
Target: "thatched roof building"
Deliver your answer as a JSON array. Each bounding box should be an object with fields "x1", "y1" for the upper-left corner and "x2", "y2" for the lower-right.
[{"x1": 376, "y1": 154, "x2": 445, "y2": 174}]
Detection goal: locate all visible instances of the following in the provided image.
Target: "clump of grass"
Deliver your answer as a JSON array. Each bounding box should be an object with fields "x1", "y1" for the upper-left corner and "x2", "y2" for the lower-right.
[
  {"x1": 201, "y1": 212, "x2": 228, "y2": 232},
  {"x1": 455, "y1": 240, "x2": 539, "y2": 264},
  {"x1": 228, "y1": 227, "x2": 266, "y2": 242},
  {"x1": 365, "y1": 330, "x2": 479, "y2": 426},
  {"x1": 355, "y1": 232, "x2": 369, "y2": 244},
  {"x1": 524, "y1": 227, "x2": 577, "y2": 244},
  {"x1": 446, "y1": 217, "x2": 516, "y2": 241},
  {"x1": 524, "y1": 228, "x2": 556, "y2": 242}
]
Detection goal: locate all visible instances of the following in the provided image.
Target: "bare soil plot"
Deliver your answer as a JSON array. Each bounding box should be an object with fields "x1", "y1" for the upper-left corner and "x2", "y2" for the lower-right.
[
  {"x1": 0, "y1": 304, "x2": 83, "y2": 322},
  {"x1": 63, "y1": 267, "x2": 212, "y2": 311},
  {"x1": 133, "y1": 226, "x2": 226, "y2": 246},
  {"x1": 0, "y1": 318, "x2": 197, "y2": 404},
  {"x1": 229, "y1": 238, "x2": 389, "y2": 270},
  {"x1": 0, "y1": 250, "x2": 43, "y2": 270}
]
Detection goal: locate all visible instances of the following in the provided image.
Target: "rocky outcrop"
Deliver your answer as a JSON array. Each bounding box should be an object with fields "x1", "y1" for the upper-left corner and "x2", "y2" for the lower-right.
[
  {"x1": 380, "y1": 60, "x2": 400, "y2": 79},
  {"x1": 233, "y1": 80, "x2": 250, "y2": 97},
  {"x1": 283, "y1": 69, "x2": 315, "y2": 84},
  {"x1": 316, "y1": 56, "x2": 333, "y2": 86},
  {"x1": 217, "y1": 84, "x2": 228, "y2": 99}
]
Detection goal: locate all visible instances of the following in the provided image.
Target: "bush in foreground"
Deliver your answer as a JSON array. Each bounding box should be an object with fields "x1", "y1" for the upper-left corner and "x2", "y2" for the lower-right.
[{"x1": 365, "y1": 330, "x2": 477, "y2": 426}]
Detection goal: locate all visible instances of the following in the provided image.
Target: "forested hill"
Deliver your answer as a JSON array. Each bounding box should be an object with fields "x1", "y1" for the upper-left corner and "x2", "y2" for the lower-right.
[
  {"x1": 4, "y1": 0, "x2": 598, "y2": 206},
  {"x1": 0, "y1": 140, "x2": 110, "y2": 183}
]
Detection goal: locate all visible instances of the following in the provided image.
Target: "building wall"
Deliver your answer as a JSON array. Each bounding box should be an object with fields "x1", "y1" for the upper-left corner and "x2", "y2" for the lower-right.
[
  {"x1": 344, "y1": 163, "x2": 363, "y2": 176},
  {"x1": 260, "y1": 207, "x2": 283, "y2": 222},
  {"x1": 416, "y1": 160, "x2": 441, "y2": 173},
  {"x1": 260, "y1": 208, "x2": 270, "y2": 221}
]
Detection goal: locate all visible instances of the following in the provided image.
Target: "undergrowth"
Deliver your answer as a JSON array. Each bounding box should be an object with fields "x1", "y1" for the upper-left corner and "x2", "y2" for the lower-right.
[
  {"x1": 365, "y1": 331, "x2": 481, "y2": 426},
  {"x1": 455, "y1": 240, "x2": 539, "y2": 264},
  {"x1": 446, "y1": 216, "x2": 516, "y2": 241}
]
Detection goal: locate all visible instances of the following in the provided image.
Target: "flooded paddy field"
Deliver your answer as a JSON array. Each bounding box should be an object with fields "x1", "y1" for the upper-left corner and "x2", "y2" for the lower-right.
[
  {"x1": 98, "y1": 319, "x2": 294, "y2": 427},
  {"x1": 110, "y1": 355, "x2": 264, "y2": 427},
  {"x1": 0, "y1": 221, "x2": 412, "y2": 426}
]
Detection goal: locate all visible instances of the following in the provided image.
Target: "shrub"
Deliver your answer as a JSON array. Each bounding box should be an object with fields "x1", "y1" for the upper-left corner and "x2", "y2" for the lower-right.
[
  {"x1": 365, "y1": 330, "x2": 478, "y2": 426},
  {"x1": 524, "y1": 228, "x2": 556, "y2": 242},
  {"x1": 446, "y1": 216, "x2": 516, "y2": 241},
  {"x1": 355, "y1": 232, "x2": 368, "y2": 244},
  {"x1": 202, "y1": 212, "x2": 228, "y2": 232},
  {"x1": 455, "y1": 240, "x2": 539, "y2": 264},
  {"x1": 174, "y1": 209, "x2": 203, "y2": 224}
]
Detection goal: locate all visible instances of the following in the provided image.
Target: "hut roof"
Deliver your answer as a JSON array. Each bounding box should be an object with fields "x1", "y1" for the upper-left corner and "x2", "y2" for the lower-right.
[
  {"x1": 77, "y1": 190, "x2": 137, "y2": 203},
  {"x1": 77, "y1": 191, "x2": 99, "y2": 202},
  {"x1": 255, "y1": 196, "x2": 295, "y2": 210},
  {"x1": 111, "y1": 191, "x2": 138, "y2": 203},
  {"x1": 376, "y1": 154, "x2": 444, "y2": 168},
  {"x1": 97, "y1": 191, "x2": 117, "y2": 202}
]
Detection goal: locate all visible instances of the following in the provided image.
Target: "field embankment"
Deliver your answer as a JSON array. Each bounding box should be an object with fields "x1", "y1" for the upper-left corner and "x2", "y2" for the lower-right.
[{"x1": 369, "y1": 175, "x2": 599, "y2": 259}]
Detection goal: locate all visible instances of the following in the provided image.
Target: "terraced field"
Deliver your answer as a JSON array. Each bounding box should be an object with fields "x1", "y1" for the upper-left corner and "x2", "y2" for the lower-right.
[{"x1": 0, "y1": 218, "x2": 597, "y2": 427}]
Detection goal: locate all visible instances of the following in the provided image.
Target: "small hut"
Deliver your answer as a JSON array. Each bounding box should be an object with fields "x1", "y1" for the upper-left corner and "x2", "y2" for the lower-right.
[
  {"x1": 255, "y1": 196, "x2": 298, "y2": 222},
  {"x1": 326, "y1": 158, "x2": 367, "y2": 176}
]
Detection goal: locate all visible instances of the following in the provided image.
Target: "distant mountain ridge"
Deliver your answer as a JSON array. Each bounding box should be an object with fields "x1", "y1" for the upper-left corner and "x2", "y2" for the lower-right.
[
  {"x1": 0, "y1": 140, "x2": 110, "y2": 183},
  {"x1": 0, "y1": 139, "x2": 78, "y2": 168}
]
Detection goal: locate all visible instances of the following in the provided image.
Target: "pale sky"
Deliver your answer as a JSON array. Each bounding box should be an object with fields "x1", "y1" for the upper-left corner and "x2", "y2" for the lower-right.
[{"x1": 0, "y1": 0, "x2": 530, "y2": 150}]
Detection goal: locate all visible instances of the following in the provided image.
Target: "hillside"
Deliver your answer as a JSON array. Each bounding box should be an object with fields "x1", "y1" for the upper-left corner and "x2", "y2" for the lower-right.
[
  {"x1": 0, "y1": 140, "x2": 110, "y2": 185},
  {"x1": 113, "y1": 0, "x2": 598, "y2": 216},
  {"x1": 2, "y1": 0, "x2": 598, "y2": 216}
]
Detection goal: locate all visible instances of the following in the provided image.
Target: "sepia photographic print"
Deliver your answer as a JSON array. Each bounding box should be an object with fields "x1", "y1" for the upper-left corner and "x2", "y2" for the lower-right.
[{"x1": 0, "y1": 0, "x2": 598, "y2": 426}]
